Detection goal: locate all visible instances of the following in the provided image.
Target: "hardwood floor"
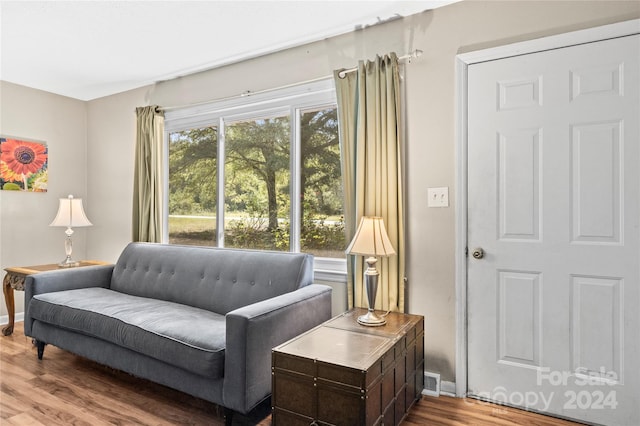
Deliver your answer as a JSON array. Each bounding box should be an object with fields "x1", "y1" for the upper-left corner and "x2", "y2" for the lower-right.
[
  {"x1": 1, "y1": 322, "x2": 584, "y2": 425},
  {"x1": 404, "y1": 395, "x2": 584, "y2": 426}
]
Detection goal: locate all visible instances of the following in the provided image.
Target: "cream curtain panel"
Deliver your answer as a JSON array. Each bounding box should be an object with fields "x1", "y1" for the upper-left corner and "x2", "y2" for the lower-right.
[
  {"x1": 132, "y1": 106, "x2": 165, "y2": 243},
  {"x1": 334, "y1": 53, "x2": 406, "y2": 313}
]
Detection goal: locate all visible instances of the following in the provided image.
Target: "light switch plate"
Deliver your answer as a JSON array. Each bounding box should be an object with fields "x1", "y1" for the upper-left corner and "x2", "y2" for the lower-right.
[{"x1": 428, "y1": 187, "x2": 449, "y2": 207}]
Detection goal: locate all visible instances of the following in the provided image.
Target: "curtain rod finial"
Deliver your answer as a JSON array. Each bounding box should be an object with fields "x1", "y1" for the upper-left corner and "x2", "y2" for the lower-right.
[{"x1": 407, "y1": 49, "x2": 423, "y2": 63}]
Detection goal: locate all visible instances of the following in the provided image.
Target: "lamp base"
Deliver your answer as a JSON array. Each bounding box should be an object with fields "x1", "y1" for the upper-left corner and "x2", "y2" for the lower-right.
[
  {"x1": 357, "y1": 310, "x2": 387, "y2": 327},
  {"x1": 58, "y1": 257, "x2": 80, "y2": 268}
]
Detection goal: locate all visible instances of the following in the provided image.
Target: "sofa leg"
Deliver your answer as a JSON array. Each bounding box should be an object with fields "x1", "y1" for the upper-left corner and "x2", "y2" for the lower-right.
[
  {"x1": 36, "y1": 340, "x2": 46, "y2": 360},
  {"x1": 223, "y1": 407, "x2": 234, "y2": 426}
]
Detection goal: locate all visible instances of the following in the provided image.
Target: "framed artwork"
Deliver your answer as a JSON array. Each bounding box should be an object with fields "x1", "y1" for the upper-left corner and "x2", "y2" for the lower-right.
[{"x1": 0, "y1": 136, "x2": 48, "y2": 192}]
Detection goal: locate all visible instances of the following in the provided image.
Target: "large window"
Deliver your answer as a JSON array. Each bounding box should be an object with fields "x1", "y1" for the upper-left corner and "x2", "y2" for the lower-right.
[
  {"x1": 164, "y1": 80, "x2": 345, "y2": 261},
  {"x1": 168, "y1": 126, "x2": 217, "y2": 246},
  {"x1": 224, "y1": 114, "x2": 291, "y2": 251}
]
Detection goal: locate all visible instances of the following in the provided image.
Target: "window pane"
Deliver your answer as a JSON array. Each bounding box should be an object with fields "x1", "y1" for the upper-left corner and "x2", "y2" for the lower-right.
[
  {"x1": 300, "y1": 108, "x2": 345, "y2": 258},
  {"x1": 224, "y1": 116, "x2": 290, "y2": 251},
  {"x1": 168, "y1": 127, "x2": 217, "y2": 246}
]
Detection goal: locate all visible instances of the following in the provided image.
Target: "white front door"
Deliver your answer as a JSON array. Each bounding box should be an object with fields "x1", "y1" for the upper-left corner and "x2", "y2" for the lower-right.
[{"x1": 467, "y1": 34, "x2": 639, "y2": 426}]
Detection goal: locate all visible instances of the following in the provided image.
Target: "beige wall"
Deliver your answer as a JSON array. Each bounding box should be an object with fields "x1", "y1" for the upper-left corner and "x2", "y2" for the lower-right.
[
  {"x1": 393, "y1": 0, "x2": 638, "y2": 382},
  {"x1": 0, "y1": 81, "x2": 89, "y2": 317},
  {"x1": 402, "y1": 0, "x2": 639, "y2": 382},
  {"x1": 2, "y1": 1, "x2": 638, "y2": 383},
  {"x1": 85, "y1": 86, "x2": 150, "y2": 262}
]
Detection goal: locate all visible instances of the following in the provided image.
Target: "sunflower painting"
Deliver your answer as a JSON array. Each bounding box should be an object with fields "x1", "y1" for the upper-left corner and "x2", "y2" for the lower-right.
[{"x1": 0, "y1": 137, "x2": 48, "y2": 192}]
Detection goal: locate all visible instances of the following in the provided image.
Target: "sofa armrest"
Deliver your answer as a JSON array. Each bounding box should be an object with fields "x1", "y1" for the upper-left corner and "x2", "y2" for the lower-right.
[
  {"x1": 24, "y1": 264, "x2": 114, "y2": 336},
  {"x1": 223, "y1": 283, "x2": 332, "y2": 413}
]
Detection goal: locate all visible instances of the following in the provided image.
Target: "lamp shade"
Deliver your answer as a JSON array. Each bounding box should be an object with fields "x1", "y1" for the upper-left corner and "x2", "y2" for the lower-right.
[
  {"x1": 345, "y1": 216, "x2": 396, "y2": 257},
  {"x1": 50, "y1": 195, "x2": 92, "y2": 228}
]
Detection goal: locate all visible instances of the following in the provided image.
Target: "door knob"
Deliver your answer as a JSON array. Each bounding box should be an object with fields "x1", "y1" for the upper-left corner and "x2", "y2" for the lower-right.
[{"x1": 472, "y1": 248, "x2": 484, "y2": 259}]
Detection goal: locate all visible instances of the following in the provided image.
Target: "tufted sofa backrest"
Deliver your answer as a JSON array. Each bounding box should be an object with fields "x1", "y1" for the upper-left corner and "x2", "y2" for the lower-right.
[{"x1": 110, "y1": 242, "x2": 314, "y2": 314}]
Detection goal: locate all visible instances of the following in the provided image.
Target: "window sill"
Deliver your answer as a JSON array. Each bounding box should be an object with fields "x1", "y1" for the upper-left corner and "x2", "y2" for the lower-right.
[{"x1": 314, "y1": 257, "x2": 347, "y2": 283}]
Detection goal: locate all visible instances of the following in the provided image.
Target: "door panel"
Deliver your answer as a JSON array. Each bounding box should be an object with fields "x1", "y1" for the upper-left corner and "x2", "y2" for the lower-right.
[{"x1": 467, "y1": 35, "x2": 639, "y2": 426}]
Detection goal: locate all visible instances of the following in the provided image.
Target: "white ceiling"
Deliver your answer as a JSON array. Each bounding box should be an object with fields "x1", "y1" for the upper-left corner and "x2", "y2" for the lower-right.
[{"x1": 0, "y1": 1, "x2": 458, "y2": 101}]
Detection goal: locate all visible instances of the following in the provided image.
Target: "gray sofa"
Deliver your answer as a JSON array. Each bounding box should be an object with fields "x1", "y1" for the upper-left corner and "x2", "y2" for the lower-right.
[{"x1": 24, "y1": 242, "x2": 332, "y2": 422}]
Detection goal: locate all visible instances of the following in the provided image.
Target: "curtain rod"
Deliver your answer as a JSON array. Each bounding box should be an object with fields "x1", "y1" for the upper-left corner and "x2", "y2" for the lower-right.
[
  {"x1": 336, "y1": 49, "x2": 422, "y2": 78},
  {"x1": 159, "y1": 49, "x2": 422, "y2": 112}
]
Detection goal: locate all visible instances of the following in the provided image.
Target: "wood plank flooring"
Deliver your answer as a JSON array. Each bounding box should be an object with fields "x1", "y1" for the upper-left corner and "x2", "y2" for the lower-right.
[
  {"x1": 1, "y1": 322, "x2": 584, "y2": 425},
  {"x1": 403, "y1": 395, "x2": 585, "y2": 426}
]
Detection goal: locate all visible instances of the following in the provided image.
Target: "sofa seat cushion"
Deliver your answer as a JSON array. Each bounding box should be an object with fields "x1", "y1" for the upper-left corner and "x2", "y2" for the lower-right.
[{"x1": 29, "y1": 287, "x2": 226, "y2": 379}]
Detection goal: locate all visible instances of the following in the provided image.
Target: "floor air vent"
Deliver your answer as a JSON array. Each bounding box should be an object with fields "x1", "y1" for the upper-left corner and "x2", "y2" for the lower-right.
[{"x1": 423, "y1": 371, "x2": 441, "y2": 396}]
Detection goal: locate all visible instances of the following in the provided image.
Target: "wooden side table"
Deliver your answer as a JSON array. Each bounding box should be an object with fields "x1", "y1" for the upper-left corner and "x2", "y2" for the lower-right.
[{"x1": 2, "y1": 260, "x2": 110, "y2": 336}]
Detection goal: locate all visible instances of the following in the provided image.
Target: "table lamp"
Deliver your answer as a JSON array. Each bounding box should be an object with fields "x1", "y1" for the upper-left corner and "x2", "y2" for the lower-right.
[
  {"x1": 50, "y1": 194, "x2": 92, "y2": 267},
  {"x1": 345, "y1": 216, "x2": 396, "y2": 326}
]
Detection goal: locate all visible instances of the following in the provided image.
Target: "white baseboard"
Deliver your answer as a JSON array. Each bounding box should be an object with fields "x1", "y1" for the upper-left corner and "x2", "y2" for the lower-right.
[
  {"x1": 0, "y1": 312, "x2": 24, "y2": 326},
  {"x1": 440, "y1": 380, "x2": 456, "y2": 396}
]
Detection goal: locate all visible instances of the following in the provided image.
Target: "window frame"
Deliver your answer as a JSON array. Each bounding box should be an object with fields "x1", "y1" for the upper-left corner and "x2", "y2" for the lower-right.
[{"x1": 163, "y1": 78, "x2": 345, "y2": 275}]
